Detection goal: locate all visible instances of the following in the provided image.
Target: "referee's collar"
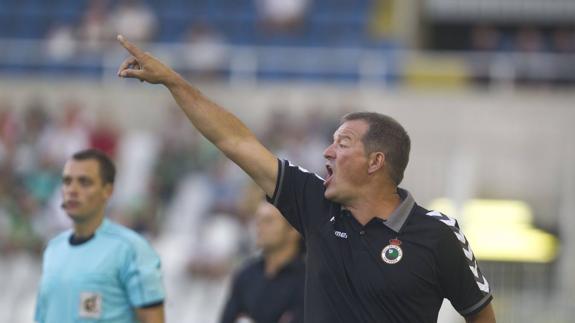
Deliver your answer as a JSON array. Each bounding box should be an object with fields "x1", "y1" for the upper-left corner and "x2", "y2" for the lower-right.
[
  {"x1": 383, "y1": 188, "x2": 415, "y2": 233},
  {"x1": 69, "y1": 218, "x2": 109, "y2": 246}
]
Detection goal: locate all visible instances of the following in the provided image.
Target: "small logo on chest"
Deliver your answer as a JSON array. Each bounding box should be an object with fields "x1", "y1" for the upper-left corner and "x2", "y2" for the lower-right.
[
  {"x1": 381, "y1": 238, "x2": 403, "y2": 264},
  {"x1": 79, "y1": 292, "x2": 102, "y2": 318},
  {"x1": 334, "y1": 230, "x2": 348, "y2": 239}
]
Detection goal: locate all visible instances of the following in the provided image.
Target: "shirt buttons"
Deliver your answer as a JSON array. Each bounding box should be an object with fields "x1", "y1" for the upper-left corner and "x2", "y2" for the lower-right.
[{"x1": 359, "y1": 230, "x2": 365, "y2": 235}]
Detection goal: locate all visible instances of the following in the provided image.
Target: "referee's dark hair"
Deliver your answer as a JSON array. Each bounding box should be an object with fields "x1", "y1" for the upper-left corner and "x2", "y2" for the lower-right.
[
  {"x1": 342, "y1": 112, "x2": 410, "y2": 185},
  {"x1": 71, "y1": 148, "x2": 116, "y2": 185}
]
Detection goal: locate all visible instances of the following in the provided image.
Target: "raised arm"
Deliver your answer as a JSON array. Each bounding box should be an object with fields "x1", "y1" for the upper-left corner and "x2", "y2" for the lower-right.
[
  {"x1": 116, "y1": 35, "x2": 278, "y2": 197},
  {"x1": 136, "y1": 304, "x2": 165, "y2": 323}
]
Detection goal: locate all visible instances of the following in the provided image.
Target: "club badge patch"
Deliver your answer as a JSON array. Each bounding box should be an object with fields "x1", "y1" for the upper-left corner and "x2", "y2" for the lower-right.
[
  {"x1": 79, "y1": 292, "x2": 102, "y2": 318},
  {"x1": 381, "y1": 238, "x2": 403, "y2": 264}
]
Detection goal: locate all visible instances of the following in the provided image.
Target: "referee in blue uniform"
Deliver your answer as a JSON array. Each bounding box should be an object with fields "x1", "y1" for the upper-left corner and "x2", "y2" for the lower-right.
[
  {"x1": 116, "y1": 35, "x2": 496, "y2": 322},
  {"x1": 35, "y1": 149, "x2": 165, "y2": 323}
]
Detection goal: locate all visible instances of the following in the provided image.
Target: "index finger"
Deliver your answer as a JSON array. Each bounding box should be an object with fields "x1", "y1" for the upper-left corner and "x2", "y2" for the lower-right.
[{"x1": 117, "y1": 34, "x2": 145, "y2": 59}]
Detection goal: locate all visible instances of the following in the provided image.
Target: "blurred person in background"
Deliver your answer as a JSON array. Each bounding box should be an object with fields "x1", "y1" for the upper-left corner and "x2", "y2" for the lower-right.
[
  {"x1": 35, "y1": 149, "x2": 165, "y2": 323},
  {"x1": 78, "y1": 0, "x2": 111, "y2": 54},
  {"x1": 182, "y1": 22, "x2": 229, "y2": 80},
  {"x1": 255, "y1": 0, "x2": 309, "y2": 35},
  {"x1": 108, "y1": 0, "x2": 157, "y2": 42},
  {"x1": 44, "y1": 24, "x2": 77, "y2": 62},
  {"x1": 220, "y1": 201, "x2": 304, "y2": 323},
  {"x1": 513, "y1": 26, "x2": 552, "y2": 86},
  {"x1": 469, "y1": 25, "x2": 503, "y2": 86},
  {"x1": 116, "y1": 35, "x2": 495, "y2": 323},
  {"x1": 38, "y1": 100, "x2": 90, "y2": 166},
  {"x1": 550, "y1": 27, "x2": 575, "y2": 86}
]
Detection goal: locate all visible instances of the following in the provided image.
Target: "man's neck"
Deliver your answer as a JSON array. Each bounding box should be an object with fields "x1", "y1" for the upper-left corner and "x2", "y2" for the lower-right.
[
  {"x1": 264, "y1": 242, "x2": 299, "y2": 277},
  {"x1": 344, "y1": 186, "x2": 401, "y2": 226},
  {"x1": 73, "y1": 214, "x2": 105, "y2": 239}
]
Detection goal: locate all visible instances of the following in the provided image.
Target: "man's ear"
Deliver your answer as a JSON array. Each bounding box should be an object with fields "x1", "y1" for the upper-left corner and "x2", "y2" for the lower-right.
[
  {"x1": 367, "y1": 152, "x2": 385, "y2": 174},
  {"x1": 103, "y1": 183, "x2": 114, "y2": 199}
]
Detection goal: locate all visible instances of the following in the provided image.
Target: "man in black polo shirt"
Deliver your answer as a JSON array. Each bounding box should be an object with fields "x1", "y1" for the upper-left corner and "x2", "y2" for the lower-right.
[
  {"x1": 220, "y1": 201, "x2": 304, "y2": 323},
  {"x1": 116, "y1": 35, "x2": 496, "y2": 323}
]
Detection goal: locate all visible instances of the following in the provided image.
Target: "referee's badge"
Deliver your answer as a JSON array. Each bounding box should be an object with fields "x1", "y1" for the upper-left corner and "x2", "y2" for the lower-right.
[
  {"x1": 79, "y1": 292, "x2": 102, "y2": 318},
  {"x1": 381, "y1": 238, "x2": 403, "y2": 264}
]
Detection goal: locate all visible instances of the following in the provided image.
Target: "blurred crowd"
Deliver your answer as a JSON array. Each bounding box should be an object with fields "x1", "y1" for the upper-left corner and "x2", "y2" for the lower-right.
[
  {"x1": 0, "y1": 97, "x2": 340, "y2": 269},
  {"x1": 0, "y1": 96, "x2": 345, "y2": 320},
  {"x1": 469, "y1": 25, "x2": 575, "y2": 54},
  {"x1": 466, "y1": 24, "x2": 575, "y2": 86},
  {"x1": 46, "y1": 0, "x2": 158, "y2": 61},
  {"x1": 42, "y1": 0, "x2": 315, "y2": 77}
]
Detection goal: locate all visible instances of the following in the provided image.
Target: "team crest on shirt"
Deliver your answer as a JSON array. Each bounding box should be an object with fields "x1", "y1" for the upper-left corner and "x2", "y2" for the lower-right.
[
  {"x1": 381, "y1": 238, "x2": 403, "y2": 264},
  {"x1": 79, "y1": 292, "x2": 102, "y2": 318}
]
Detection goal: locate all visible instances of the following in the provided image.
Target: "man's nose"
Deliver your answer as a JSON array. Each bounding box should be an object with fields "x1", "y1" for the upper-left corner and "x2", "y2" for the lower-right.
[
  {"x1": 63, "y1": 183, "x2": 78, "y2": 196},
  {"x1": 323, "y1": 143, "x2": 335, "y2": 159}
]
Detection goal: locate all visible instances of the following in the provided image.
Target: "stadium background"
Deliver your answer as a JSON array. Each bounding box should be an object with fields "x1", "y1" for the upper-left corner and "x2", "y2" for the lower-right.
[{"x1": 0, "y1": 0, "x2": 574, "y2": 322}]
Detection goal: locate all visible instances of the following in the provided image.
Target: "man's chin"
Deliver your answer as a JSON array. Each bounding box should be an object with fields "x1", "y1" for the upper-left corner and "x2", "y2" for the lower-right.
[
  {"x1": 324, "y1": 189, "x2": 338, "y2": 202},
  {"x1": 67, "y1": 213, "x2": 86, "y2": 222}
]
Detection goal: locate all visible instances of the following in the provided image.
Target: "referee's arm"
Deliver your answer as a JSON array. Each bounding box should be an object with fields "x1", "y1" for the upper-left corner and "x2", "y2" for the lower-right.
[
  {"x1": 465, "y1": 303, "x2": 496, "y2": 323},
  {"x1": 136, "y1": 304, "x2": 165, "y2": 323},
  {"x1": 116, "y1": 35, "x2": 278, "y2": 198}
]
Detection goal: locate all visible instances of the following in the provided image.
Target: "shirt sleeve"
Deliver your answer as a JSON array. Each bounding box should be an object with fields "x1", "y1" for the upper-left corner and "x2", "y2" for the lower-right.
[
  {"x1": 266, "y1": 159, "x2": 329, "y2": 238},
  {"x1": 121, "y1": 238, "x2": 165, "y2": 308},
  {"x1": 436, "y1": 220, "x2": 493, "y2": 317}
]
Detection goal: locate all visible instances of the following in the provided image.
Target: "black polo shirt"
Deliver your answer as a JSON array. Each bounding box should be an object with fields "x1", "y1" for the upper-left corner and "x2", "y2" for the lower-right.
[
  {"x1": 220, "y1": 256, "x2": 305, "y2": 323},
  {"x1": 267, "y1": 159, "x2": 492, "y2": 323}
]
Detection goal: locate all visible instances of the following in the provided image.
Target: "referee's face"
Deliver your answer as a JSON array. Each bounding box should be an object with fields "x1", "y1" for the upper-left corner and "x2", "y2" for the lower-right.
[
  {"x1": 323, "y1": 120, "x2": 370, "y2": 204},
  {"x1": 61, "y1": 159, "x2": 113, "y2": 223}
]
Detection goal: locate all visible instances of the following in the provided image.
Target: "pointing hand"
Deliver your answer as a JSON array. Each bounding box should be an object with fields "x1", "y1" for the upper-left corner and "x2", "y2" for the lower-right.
[{"x1": 116, "y1": 35, "x2": 177, "y2": 85}]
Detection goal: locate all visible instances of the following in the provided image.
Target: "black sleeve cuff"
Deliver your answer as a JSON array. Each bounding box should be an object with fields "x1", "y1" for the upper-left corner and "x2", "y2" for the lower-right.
[
  {"x1": 137, "y1": 300, "x2": 164, "y2": 309},
  {"x1": 266, "y1": 159, "x2": 283, "y2": 205},
  {"x1": 461, "y1": 293, "x2": 493, "y2": 317}
]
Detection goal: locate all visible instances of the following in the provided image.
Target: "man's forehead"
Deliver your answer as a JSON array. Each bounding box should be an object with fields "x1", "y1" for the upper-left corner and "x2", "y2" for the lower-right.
[
  {"x1": 334, "y1": 120, "x2": 368, "y2": 138},
  {"x1": 63, "y1": 159, "x2": 100, "y2": 176}
]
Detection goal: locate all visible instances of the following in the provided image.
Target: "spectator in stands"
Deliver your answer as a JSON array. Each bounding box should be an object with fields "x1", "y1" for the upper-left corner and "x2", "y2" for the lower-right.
[
  {"x1": 220, "y1": 201, "x2": 304, "y2": 323},
  {"x1": 182, "y1": 23, "x2": 229, "y2": 80},
  {"x1": 551, "y1": 28, "x2": 575, "y2": 53},
  {"x1": 13, "y1": 103, "x2": 51, "y2": 175},
  {"x1": 184, "y1": 209, "x2": 244, "y2": 321},
  {"x1": 108, "y1": 0, "x2": 157, "y2": 42},
  {"x1": 45, "y1": 24, "x2": 77, "y2": 62},
  {"x1": 255, "y1": 0, "x2": 309, "y2": 34},
  {"x1": 38, "y1": 100, "x2": 90, "y2": 166},
  {"x1": 89, "y1": 116, "x2": 119, "y2": 159},
  {"x1": 551, "y1": 28, "x2": 575, "y2": 85},
  {"x1": 78, "y1": 0, "x2": 111, "y2": 54},
  {"x1": 470, "y1": 25, "x2": 502, "y2": 52},
  {"x1": 513, "y1": 27, "x2": 552, "y2": 86},
  {"x1": 469, "y1": 25, "x2": 503, "y2": 86},
  {"x1": 0, "y1": 108, "x2": 18, "y2": 161}
]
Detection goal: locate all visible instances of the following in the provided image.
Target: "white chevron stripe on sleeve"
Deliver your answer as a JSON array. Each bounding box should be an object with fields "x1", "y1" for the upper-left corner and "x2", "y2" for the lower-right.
[
  {"x1": 477, "y1": 279, "x2": 490, "y2": 293},
  {"x1": 427, "y1": 210, "x2": 442, "y2": 217},
  {"x1": 454, "y1": 231, "x2": 467, "y2": 244},
  {"x1": 469, "y1": 263, "x2": 479, "y2": 278},
  {"x1": 439, "y1": 217, "x2": 457, "y2": 227},
  {"x1": 426, "y1": 210, "x2": 491, "y2": 294},
  {"x1": 463, "y1": 246, "x2": 474, "y2": 261}
]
